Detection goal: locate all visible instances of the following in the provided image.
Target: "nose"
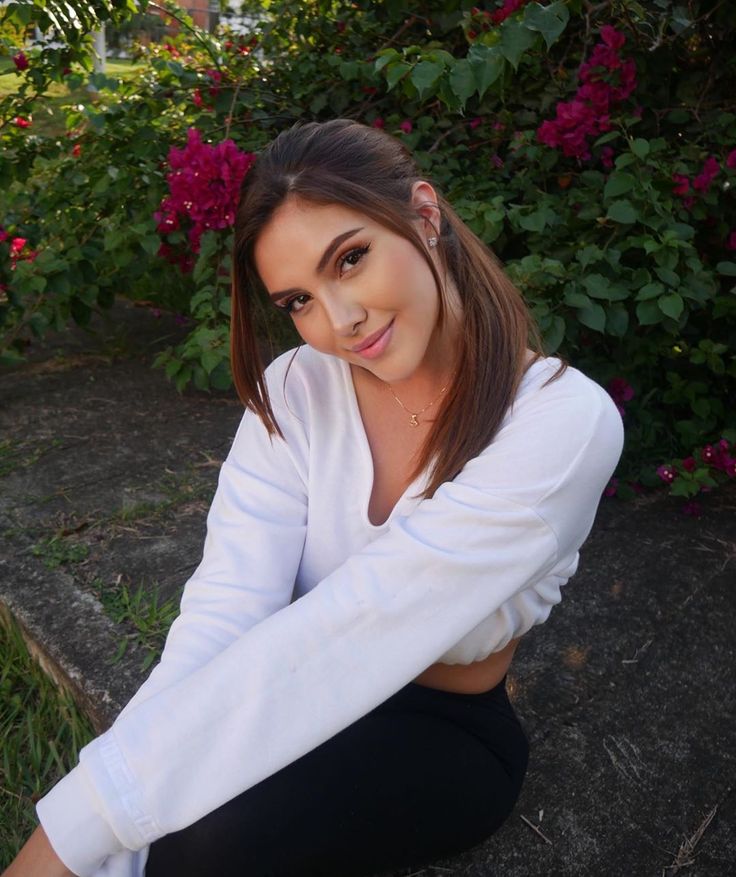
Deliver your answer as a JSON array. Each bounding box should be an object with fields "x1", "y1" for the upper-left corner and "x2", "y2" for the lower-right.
[{"x1": 321, "y1": 290, "x2": 366, "y2": 338}]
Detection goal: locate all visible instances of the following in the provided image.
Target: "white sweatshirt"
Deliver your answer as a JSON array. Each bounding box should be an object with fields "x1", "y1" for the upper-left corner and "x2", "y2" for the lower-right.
[{"x1": 36, "y1": 345, "x2": 624, "y2": 877}]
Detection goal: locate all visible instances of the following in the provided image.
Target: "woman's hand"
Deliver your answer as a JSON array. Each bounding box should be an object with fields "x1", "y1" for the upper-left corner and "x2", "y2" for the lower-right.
[{"x1": 1, "y1": 824, "x2": 78, "y2": 877}]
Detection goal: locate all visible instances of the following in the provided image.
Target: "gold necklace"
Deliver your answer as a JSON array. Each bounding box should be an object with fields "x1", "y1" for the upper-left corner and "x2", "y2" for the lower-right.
[{"x1": 386, "y1": 377, "x2": 452, "y2": 427}]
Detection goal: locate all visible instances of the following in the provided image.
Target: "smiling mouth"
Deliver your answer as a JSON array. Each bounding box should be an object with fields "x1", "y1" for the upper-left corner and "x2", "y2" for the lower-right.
[{"x1": 350, "y1": 319, "x2": 394, "y2": 353}]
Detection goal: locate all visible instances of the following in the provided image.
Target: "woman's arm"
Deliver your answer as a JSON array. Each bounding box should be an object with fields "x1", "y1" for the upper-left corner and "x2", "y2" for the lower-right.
[
  {"x1": 2, "y1": 825, "x2": 77, "y2": 877},
  {"x1": 35, "y1": 367, "x2": 624, "y2": 877}
]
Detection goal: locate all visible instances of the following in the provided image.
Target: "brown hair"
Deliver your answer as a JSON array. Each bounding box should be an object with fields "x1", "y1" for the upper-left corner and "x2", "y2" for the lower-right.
[{"x1": 232, "y1": 118, "x2": 567, "y2": 502}]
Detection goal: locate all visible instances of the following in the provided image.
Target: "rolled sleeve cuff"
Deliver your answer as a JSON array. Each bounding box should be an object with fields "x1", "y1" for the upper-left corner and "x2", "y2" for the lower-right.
[{"x1": 36, "y1": 765, "x2": 124, "y2": 877}]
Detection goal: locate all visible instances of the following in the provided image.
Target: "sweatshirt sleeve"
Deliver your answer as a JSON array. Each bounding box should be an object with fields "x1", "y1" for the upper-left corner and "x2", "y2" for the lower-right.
[{"x1": 37, "y1": 367, "x2": 624, "y2": 877}]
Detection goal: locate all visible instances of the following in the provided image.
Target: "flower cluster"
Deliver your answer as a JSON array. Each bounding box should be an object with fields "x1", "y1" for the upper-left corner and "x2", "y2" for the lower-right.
[
  {"x1": 537, "y1": 26, "x2": 637, "y2": 160},
  {"x1": 672, "y1": 151, "x2": 736, "y2": 240},
  {"x1": 467, "y1": 1, "x2": 530, "y2": 38},
  {"x1": 154, "y1": 128, "x2": 256, "y2": 272},
  {"x1": 607, "y1": 377, "x2": 635, "y2": 417},
  {"x1": 656, "y1": 438, "x2": 736, "y2": 516},
  {"x1": 1, "y1": 229, "x2": 38, "y2": 271},
  {"x1": 13, "y1": 52, "x2": 29, "y2": 71}
]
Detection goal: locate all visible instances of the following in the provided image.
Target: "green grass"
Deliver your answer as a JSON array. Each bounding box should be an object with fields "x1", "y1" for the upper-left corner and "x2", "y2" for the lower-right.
[
  {"x1": 0, "y1": 58, "x2": 145, "y2": 137},
  {"x1": 90, "y1": 577, "x2": 180, "y2": 672},
  {"x1": 0, "y1": 610, "x2": 95, "y2": 870}
]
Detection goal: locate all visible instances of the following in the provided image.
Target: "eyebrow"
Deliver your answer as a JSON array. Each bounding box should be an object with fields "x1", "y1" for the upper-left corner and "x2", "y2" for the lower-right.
[{"x1": 268, "y1": 227, "x2": 364, "y2": 302}]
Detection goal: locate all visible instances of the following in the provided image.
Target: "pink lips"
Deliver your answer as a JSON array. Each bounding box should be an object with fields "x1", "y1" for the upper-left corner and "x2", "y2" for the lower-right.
[{"x1": 351, "y1": 319, "x2": 394, "y2": 359}]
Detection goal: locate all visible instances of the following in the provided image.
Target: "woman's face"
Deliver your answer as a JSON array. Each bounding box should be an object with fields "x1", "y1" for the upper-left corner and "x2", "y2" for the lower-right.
[{"x1": 253, "y1": 187, "x2": 461, "y2": 388}]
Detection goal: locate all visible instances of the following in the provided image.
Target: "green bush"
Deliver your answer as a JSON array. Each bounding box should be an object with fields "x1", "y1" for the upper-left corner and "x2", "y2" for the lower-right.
[{"x1": 1, "y1": 0, "x2": 735, "y2": 501}]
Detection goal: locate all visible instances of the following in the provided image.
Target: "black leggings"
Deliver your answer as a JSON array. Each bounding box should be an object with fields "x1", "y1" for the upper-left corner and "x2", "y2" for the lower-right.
[{"x1": 145, "y1": 675, "x2": 529, "y2": 877}]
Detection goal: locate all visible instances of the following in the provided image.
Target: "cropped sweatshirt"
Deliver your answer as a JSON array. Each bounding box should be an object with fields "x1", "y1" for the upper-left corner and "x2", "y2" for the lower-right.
[{"x1": 36, "y1": 344, "x2": 624, "y2": 877}]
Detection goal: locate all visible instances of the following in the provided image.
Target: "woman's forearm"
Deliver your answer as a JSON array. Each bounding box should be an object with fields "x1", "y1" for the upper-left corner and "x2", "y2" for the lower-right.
[{"x1": 2, "y1": 824, "x2": 77, "y2": 877}]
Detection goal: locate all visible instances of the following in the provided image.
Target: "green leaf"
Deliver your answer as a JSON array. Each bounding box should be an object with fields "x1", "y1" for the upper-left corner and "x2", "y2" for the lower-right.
[
  {"x1": 606, "y1": 305, "x2": 629, "y2": 337},
  {"x1": 715, "y1": 261, "x2": 736, "y2": 276},
  {"x1": 140, "y1": 235, "x2": 161, "y2": 256},
  {"x1": 607, "y1": 201, "x2": 638, "y2": 224},
  {"x1": 542, "y1": 315, "x2": 566, "y2": 353},
  {"x1": 578, "y1": 302, "x2": 606, "y2": 332},
  {"x1": 385, "y1": 61, "x2": 411, "y2": 92},
  {"x1": 636, "y1": 300, "x2": 663, "y2": 325},
  {"x1": 201, "y1": 348, "x2": 221, "y2": 375},
  {"x1": 523, "y1": 1, "x2": 570, "y2": 49},
  {"x1": 411, "y1": 61, "x2": 444, "y2": 98},
  {"x1": 564, "y1": 290, "x2": 591, "y2": 308},
  {"x1": 604, "y1": 172, "x2": 636, "y2": 199},
  {"x1": 448, "y1": 59, "x2": 476, "y2": 103},
  {"x1": 468, "y1": 46, "x2": 505, "y2": 100},
  {"x1": 655, "y1": 266, "x2": 680, "y2": 287},
  {"x1": 631, "y1": 138, "x2": 650, "y2": 159},
  {"x1": 658, "y1": 292, "x2": 684, "y2": 320},
  {"x1": 636, "y1": 282, "x2": 664, "y2": 302},
  {"x1": 499, "y1": 19, "x2": 536, "y2": 70},
  {"x1": 374, "y1": 49, "x2": 399, "y2": 74}
]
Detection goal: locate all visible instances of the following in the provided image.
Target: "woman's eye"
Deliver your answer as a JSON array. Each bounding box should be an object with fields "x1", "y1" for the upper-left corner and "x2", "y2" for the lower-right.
[
  {"x1": 280, "y1": 294, "x2": 309, "y2": 315},
  {"x1": 338, "y1": 245, "x2": 370, "y2": 275}
]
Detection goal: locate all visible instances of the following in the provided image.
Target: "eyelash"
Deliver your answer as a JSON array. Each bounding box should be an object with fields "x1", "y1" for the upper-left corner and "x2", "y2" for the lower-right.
[{"x1": 277, "y1": 244, "x2": 371, "y2": 316}]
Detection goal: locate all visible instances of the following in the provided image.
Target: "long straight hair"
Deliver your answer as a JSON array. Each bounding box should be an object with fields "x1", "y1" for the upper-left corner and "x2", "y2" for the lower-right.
[{"x1": 231, "y1": 119, "x2": 566, "y2": 501}]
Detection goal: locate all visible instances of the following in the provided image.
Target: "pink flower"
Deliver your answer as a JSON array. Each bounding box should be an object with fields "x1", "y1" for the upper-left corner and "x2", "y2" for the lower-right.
[
  {"x1": 371, "y1": 117, "x2": 385, "y2": 129},
  {"x1": 469, "y1": 117, "x2": 483, "y2": 130},
  {"x1": 726, "y1": 149, "x2": 736, "y2": 170},
  {"x1": 726, "y1": 230, "x2": 736, "y2": 250},
  {"x1": 10, "y1": 237, "x2": 27, "y2": 257},
  {"x1": 600, "y1": 146, "x2": 615, "y2": 169},
  {"x1": 608, "y1": 377, "x2": 635, "y2": 414},
  {"x1": 599, "y1": 25, "x2": 626, "y2": 50},
  {"x1": 492, "y1": 121, "x2": 505, "y2": 131},
  {"x1": 155, "y1": 128, "x2": 256, "y2": 270},
  {"x1": 701, "y1": 444, "x2": 715, "y2": 463},
  {"x1": 399, "y1": 119, "x2": 413, "y2": 135},
  {"x1": 604, "y1": 477, "x2": 619, "y2": 497},
  {"x1": 13, "y1": 116, "x2": 30, "y2": 128},
  {"x1": 537, "y1": 26, "x2": 636, "y2": 160},
  {"x1": 13, "y1": 52, "x2": 29, "y2": 71},
  {"x1": 490, "y1": 0, "x2": 529, "y2": 25},
  {"x1": 656, "y1": 465, "x2": 675, "y2": 484},
  {"x1": 0, "y1": 229, "x2": 7, "y2": 243},
  {"x1": 192, "y1": 89, "x2": 203, "y2": 108},
  {"x1": 682, "y1": 456, "x2": 696, "y2": 473},
  {"x1": 693, "y1": 156, "x2": 720, "y2": 192},
  {"x1": 72, "y1": 144, "x2": 81, "y2": 157},
  {"x1": 491, "y1": 154, "x2": 504, "y2": 169},
  {"x1": 672, "y1": 174, "x2": 690, "y2": 196}
]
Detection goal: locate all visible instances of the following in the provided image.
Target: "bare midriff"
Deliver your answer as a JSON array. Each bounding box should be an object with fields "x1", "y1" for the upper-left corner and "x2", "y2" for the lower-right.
[{"x1": 411, "y1": 635, "x2": 522, "y2": 694}]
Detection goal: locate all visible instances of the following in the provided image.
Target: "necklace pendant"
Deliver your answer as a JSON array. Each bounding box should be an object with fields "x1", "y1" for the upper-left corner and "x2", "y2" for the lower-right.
[{"x1": 409, "y1": 414, "x2": 419, "y2": 427}]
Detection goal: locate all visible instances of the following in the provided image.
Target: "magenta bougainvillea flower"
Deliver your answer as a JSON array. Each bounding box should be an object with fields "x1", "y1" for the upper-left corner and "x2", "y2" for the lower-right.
[
  {"x1": 155, "y1": 128, "x2": 255, "y2": 271},
  {"x1": 693, "y1": 156, "x2": 720, "y2": 192},
  {"x1": 13, "y1": 52, "x2": 29, "y2": 71},
  {"x1": 537, "y1": 26, "x2": 637, "y2": 161},
  {"x1": 399, "y1": 119, "x2": 413, "y2": 134},
  {"x1": 671, "y1": 173, "x2": 690, "y2": 196},
  {"x1": 656, "y1": 465, "x2": 676, "y2": 484},
  {"x1": 489, "y1": 0, "x2": 530, "y2": 25},
  {"x1": 607, "y1": 377, "x2": 634, "y2": 416},
  {"x1": 13, "y1": 116, "x2": 31, "y2": 128},
  {"x1": 727, "y1": 149, "x2": 736, "y2": 170}
]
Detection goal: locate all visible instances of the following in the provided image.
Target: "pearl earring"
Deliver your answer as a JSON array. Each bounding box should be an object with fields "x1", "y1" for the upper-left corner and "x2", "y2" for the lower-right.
[{"x1": 427, "y1": 237, "x2": 438, "y2": 248}]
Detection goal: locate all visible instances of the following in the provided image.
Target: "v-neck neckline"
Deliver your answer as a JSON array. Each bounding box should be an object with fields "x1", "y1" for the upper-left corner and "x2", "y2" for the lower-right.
[{"x1": 339, "y1": 357, "x2": 427, "y2": 530}]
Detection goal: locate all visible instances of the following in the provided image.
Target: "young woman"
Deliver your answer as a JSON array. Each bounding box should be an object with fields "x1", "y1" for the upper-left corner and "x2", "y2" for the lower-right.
[{"x1": 6, "y1": 119, "x2": 624, "y2": 877}]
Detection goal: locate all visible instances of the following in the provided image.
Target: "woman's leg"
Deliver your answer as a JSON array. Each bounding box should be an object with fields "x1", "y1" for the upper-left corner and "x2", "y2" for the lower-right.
[{"x1": 145, "y1": 678, "x2": 529, "y2": 877}]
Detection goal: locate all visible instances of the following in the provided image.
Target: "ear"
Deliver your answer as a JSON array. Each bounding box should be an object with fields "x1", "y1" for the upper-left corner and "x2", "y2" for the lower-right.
[{"x1": 410, "y1": 180, "x2": 441, "y2": 238}]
